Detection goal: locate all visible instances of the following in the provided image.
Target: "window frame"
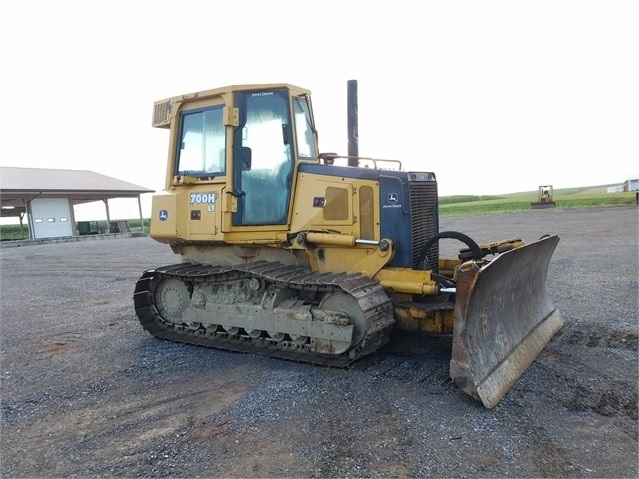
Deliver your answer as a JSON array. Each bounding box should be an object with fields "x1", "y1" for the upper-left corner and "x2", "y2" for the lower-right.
[{"x1": 174, "y1": 105, "x2": 227, "y2": 178}]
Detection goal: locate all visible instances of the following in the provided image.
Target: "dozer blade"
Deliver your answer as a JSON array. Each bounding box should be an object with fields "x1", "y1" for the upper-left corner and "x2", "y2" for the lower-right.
[
  {"x1": 531, "y1": 201, "x2": 556, "y2": 209},
  {"x1": 450, "y1": 234, "x2": 563, "y2": 408}
]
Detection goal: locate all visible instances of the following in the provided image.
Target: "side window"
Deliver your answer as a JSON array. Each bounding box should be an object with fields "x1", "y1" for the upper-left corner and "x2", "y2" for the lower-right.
[
  {"x1": 292, "y1": 97, "x2": 318, "y2": 159},
  {"x1": 176, "y1": 106, "x2": 225, "y2": 177}
]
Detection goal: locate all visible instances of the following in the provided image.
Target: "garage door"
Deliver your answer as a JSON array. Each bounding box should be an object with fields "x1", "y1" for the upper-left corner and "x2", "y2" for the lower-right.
[{"x1": 31, "y1": 198, "x2": 73, "y2": 238}]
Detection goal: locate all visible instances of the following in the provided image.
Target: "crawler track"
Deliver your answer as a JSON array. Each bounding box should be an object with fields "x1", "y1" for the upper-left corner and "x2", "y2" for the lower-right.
[{"x1": 133, "y1": 261, "x2": 395, "y2": 367}]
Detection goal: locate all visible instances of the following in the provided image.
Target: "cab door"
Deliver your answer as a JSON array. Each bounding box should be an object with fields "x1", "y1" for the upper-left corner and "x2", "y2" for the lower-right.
[{"x1": 232, "y1": 89, "x2": 294, "y2": 226}]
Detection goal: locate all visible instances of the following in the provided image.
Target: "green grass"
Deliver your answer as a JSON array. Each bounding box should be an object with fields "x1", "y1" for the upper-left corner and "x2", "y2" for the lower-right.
[
  {"x1": 0, "y1": 227, "x2": 29, "y2": 241},
  {"x1": 1, "y1": 187, "x2": 636, "y2": 240},
  {"x1": 1, "y1": 219, "x2": 151, "y2": 241}
]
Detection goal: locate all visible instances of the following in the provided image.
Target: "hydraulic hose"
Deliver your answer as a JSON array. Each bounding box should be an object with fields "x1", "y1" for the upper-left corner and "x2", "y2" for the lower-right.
[{"x1": 419, "y1": 231, "x2": 483, "y2": 271}]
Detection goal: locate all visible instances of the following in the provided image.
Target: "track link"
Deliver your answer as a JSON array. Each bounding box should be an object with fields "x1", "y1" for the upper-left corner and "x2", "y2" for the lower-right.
[{"x1": 133, "y1": 261, "x2": 395, "y2": 367}]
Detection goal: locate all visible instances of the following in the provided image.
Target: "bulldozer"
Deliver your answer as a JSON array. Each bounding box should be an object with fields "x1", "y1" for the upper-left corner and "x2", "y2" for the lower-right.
[
  {"x1": 134, "y1": 80, "x2": 564, "y2": 409},
  {"x1": 531, "y1": 185, "x2": 556, "y2": 209}
]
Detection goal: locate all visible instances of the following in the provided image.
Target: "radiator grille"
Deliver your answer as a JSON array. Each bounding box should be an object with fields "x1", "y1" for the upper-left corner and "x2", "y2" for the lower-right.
[
  {"x1": 152, "y1": 99, "x2": 172, "y2": 128},
  {"x1": 408, "y1": 179, "x2": 439, "y2": 271}
]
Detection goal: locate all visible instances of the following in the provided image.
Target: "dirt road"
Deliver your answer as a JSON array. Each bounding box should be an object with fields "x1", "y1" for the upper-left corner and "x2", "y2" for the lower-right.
[{"x1": 1, "y1": 206, "x2": 637, "y2": 478}]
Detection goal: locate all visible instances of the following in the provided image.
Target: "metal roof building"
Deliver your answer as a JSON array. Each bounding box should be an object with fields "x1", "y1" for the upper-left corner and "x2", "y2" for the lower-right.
[{"x1": 0, "y1": 166, "x2": 154, "y2": 239}]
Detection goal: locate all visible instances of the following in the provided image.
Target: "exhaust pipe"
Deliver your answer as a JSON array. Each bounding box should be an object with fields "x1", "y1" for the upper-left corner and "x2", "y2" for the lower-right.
[{"x1": 347, "y1": 80, "x2": 359, "y2": 166}]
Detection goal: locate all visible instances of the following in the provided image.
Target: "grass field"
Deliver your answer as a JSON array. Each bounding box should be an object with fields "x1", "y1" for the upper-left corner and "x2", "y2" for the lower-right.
[
  {"x1": 0, "y1": 219, "x2": 150, "y2": 241},
  {"x1": 1, "y1": 186, "x2": 636, "y2": 241},
  {"x1": 439, "y1": 185, "x2": 637, "y2": 216}
]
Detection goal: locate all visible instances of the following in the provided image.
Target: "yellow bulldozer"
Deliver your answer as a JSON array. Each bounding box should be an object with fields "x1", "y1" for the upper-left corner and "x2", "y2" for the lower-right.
[
  {"x1": 531, "y1": 185, "x2": 556, "y2": 209},
  {"x1": 134, "y1": 81, "x2": 564, "y2": 409}
]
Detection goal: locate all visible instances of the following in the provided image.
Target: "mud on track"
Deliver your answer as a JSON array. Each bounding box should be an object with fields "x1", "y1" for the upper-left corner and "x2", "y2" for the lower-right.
[{"x1": 1, "y1": 206, "x2": 637, "y2": 478}]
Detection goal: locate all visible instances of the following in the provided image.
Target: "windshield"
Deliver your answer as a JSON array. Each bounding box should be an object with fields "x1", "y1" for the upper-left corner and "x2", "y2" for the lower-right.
[{"x1": 176, "y1": 106, "x2": 225, "y2": 177}]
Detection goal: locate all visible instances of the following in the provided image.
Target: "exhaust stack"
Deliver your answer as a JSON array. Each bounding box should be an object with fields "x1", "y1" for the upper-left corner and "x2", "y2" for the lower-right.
[{"x1": 347, "y1": 80, "x2": 359, "y2": 166}]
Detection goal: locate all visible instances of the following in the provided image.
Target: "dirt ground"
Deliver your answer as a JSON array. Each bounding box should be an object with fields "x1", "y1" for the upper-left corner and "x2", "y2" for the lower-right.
[{"x1": 1, "y1": 206, "x2": 637, "y2": 478}]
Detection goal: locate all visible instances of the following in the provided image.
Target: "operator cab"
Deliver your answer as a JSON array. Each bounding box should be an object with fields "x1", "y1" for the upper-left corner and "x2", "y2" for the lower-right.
[
  {"x1": 170, "y1": 86, "x2": 318, "y2": 227},
  {"x1": 230, "y1": 89, "x2": 317, "y2": 226}
]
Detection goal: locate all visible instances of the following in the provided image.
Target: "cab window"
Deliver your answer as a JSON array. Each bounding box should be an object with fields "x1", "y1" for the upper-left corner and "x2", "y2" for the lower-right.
[
  {"x1": 233, "y1": 90, "x2": 293, "y2": 225},
  {"x1": 176, "y1": 106, "x2": 225, "y2": 177}
]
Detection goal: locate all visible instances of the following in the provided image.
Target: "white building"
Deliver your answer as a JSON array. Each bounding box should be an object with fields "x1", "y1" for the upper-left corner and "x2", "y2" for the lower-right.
[
  {"x1": 0, "y1": 167, "x2": 153, "y2": 239},
  {"x1": 625, "y1": 176, "x2": 639, "y2": 192}
]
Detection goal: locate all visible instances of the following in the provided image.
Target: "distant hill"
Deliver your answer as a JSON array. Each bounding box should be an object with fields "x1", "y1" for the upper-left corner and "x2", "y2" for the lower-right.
[
  {"x1": 504, "y1": 184, "x2": 625, "y2": 197},
  {"x1": 439, "y1": 185, "x2": 636, "y2": 215}
]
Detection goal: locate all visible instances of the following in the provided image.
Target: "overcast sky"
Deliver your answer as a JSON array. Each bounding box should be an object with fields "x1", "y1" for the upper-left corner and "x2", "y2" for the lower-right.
[{"x1": 1, "y1": 1, "x2": 637, "y2": 219}]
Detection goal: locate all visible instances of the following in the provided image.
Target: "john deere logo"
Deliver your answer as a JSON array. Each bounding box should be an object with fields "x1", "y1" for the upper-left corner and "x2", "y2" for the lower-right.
[
  {"x1": 159, "y1": 210, "x2": 168, "y2": 221},
  {"x1": 383, "y1": 193, "x2": 402, "y2": 209}
]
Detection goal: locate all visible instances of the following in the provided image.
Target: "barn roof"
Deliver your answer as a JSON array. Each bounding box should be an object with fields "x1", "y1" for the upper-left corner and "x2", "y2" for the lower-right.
[
  {"x1": 0, "y1": 166, "x2": 154, "y2": 217},
  {"x1": 0, "y1": 166, "x2": 153, "y2": 195}
]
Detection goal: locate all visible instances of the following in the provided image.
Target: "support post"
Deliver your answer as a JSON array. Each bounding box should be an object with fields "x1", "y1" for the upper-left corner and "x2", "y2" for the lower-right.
[
  {"x1": 104, "y1": 198, "x2": 111, "y2": 233},
  {"x1": 137, "y1": 195, "x2": 145, "y2": 234}
]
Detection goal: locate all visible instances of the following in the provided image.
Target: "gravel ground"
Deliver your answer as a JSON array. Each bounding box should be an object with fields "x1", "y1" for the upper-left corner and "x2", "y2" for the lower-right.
[{"x1": 1, "y1": 206, "x2": 637, "y2": 478}]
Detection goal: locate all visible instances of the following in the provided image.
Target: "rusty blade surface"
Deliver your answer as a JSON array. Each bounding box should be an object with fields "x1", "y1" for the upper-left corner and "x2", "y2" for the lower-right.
[{"x1": 450, "y1": 234, "x2": 564, "y2": 409}]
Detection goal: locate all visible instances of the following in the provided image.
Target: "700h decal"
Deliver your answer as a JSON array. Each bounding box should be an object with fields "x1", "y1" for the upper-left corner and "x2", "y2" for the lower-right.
[
  {"x1": 190, "y1": 193, "x2": 216, "y2": 204},
  {"x1": 191, "y1": 192, "x2": 216, "y2": 213}
]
